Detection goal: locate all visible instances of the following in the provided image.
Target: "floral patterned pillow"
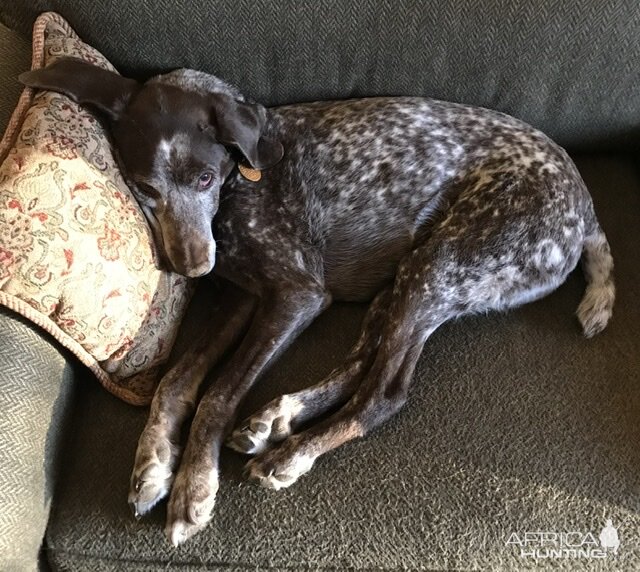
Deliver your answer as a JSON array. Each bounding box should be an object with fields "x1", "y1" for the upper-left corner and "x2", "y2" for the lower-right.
[{"x1": 0, "y1": 12, "x2": 194, "y2": 405}]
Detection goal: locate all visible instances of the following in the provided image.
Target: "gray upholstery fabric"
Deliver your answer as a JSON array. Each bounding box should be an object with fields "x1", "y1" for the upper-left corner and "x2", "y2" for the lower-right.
[
  {"x1": 0, "y1": 21, "x2": 30, "y2": 135},
  {"x1": 0, "y1": 0, "x2": 639, "y2": 150},
  {"x1": 0, "y1": 307, "x2": 77, "y2": 572},
  {"x1": 45, "y1": 155, "x2": 640, "y2": 569}
]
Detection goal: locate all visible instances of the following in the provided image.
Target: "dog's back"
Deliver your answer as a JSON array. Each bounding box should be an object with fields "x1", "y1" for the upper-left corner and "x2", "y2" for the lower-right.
[{"x1": 218, "y1": 97, "x2": 605, "y2": 309}]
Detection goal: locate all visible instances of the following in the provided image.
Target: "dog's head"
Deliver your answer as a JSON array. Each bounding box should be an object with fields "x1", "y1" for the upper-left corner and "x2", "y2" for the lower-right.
[{"x1": 20, "y1": 58, "x2": 283, "y2": 277}]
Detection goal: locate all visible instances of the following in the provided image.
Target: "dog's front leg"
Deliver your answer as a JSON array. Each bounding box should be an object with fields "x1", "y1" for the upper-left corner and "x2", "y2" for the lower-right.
[
  {"x1": 129, "y1": 282, "x2": 257, "y2": 517},
  {"x1": 165, "y1": 283, "x2": 330, "y2": 546}
]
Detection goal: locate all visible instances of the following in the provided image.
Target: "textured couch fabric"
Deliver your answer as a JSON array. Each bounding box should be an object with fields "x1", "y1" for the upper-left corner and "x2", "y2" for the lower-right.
[
  {"x1": 0, "y1": 22, "x2": 30, "y2": 133},
  {"x1": 0, "y1": 0, "x2": 639, "y2": 151},
  {"x1": 44, "y1": 155, "x2": 640, "y2": 569},
  {"x1": 0, "y1": 307, "x2": 77, "y2": 571}
]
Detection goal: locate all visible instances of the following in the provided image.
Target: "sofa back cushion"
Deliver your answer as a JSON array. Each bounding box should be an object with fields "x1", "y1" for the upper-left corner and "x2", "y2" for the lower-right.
[{"x1": 1, "y1": 0, "x2": 638, "y2": 149}]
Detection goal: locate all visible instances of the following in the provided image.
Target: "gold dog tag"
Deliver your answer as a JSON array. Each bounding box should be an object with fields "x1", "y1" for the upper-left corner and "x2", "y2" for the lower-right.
[{"x1": 238, "y1": 163, "x2": 262, "y2": 182}]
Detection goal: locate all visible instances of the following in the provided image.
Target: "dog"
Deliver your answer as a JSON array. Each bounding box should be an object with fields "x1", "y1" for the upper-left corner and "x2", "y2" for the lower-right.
[{"x1": 21, "y1": 58, "x2": 615, "y2": 546}]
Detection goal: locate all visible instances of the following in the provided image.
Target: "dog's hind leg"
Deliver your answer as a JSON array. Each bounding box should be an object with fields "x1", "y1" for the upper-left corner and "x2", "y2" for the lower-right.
[
  {"x1": 244, "y1": 261, "x2": 442, "y2": 490},
  {"x1": 246, "y1": 177, "x2": 598, "y2": 489},
  {"x1": 129, "y1": 282, "x2": 256, "y2": 518},
  {"x1": 226, "y1": 287, "x2": 392, "y2": 455}
]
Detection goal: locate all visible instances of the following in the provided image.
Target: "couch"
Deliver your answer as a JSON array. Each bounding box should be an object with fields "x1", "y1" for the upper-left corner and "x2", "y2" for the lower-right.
[{"x1": 0, "y1": 1, "x2": 639, "y2": 570}]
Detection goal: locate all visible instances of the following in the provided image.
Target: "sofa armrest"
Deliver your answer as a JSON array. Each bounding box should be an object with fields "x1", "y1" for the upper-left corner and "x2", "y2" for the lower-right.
[{"x1": 0, "y1": 307, "x2": 79, "y2": 570}]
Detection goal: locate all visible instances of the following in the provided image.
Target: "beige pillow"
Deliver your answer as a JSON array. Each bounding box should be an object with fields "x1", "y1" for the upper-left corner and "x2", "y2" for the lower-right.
[{"x1": 0, "y1": 12, "x2": 194, "y2": 405}]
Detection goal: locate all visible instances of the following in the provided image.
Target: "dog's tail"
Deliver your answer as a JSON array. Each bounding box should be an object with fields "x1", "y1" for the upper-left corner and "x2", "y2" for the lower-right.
[{"x1": 576, "y1": 224, "x2": 615, "y2": 337}]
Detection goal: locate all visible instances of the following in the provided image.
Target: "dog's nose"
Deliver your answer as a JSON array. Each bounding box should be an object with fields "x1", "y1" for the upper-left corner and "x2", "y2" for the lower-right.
[
  {"x1": 169, "y1": 239, "x2": 216, "y2": 277},
  {"x1": 184, "y1": 259, "x2": 214, "y2": 278},
  {"x1": 187, "y1": 245, "x2": 216, "y2": 277}
]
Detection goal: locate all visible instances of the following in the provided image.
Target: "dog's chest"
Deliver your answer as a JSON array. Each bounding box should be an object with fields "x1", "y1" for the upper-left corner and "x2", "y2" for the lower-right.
[{"x1": 215, "y1": 156, "x2": 443, "y2": 299}]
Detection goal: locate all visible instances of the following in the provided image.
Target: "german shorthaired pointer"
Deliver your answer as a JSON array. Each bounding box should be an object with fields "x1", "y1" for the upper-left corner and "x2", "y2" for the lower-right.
[{"x1": 21, "y1": 58, "x2": 615, "y2": 546}]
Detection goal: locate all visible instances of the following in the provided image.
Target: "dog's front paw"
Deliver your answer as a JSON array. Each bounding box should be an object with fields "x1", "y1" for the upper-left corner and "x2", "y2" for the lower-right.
[
  {"x1": 165, "y1": 468, "x2": 219, "y2": 547},
  {"x1": 129, "y1": 425, "x2": 181, "y2": 518},
  {"x1": 245, "y1": 438, "x2": 315, "y2": 490},
  {"x1": 226, "y1": 395, "x2": 303, "y2": 455}
]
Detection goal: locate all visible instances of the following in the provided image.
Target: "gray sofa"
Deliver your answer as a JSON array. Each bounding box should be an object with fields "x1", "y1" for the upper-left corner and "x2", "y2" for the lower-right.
[{"x1": 1, "y1": 1, "x2": 639, "y2": 570}]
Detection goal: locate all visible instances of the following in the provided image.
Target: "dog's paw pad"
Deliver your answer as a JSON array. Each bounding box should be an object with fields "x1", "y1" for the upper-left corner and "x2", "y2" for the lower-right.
[
  {"x1": 165, "y1": 471, "x2": 218, "y2": 546},
  {"x1": 226, "y1": 395, "x2": 303, "y2": 455},
  {"x1": 245, "y1": 446, "x2": 315, "y2": 490},
  {"x1": 226, "y1": 419, "x2": 272, "y2": 455},
  {"x1": 129, "y1": 429, "x2": 180, "y2": 517}
]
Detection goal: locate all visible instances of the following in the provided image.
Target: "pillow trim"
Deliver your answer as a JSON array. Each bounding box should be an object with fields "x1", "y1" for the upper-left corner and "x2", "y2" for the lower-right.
[{"x1": 0, "y1": 12, "x2": 152, "y2": 406}]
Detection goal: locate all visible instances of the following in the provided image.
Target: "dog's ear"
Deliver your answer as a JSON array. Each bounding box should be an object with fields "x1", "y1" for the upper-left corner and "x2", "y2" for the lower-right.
[
  {"x1": 19, "y1": 57, "x2": 139, "y2": 122},
  {"x1": 210, "y1": 94, "x2": 283, "y2": 170}
]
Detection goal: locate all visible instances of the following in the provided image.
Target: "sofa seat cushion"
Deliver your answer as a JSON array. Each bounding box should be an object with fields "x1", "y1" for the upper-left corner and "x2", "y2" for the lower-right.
[{"x1": 45, "y1": 154, "x2": 640, "y2": 569}]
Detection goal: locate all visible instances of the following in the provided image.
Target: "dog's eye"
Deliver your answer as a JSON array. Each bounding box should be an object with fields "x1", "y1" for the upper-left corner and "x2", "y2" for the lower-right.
[{"x1": 198, "y1": 172, "x2": 214, "y2": 189}]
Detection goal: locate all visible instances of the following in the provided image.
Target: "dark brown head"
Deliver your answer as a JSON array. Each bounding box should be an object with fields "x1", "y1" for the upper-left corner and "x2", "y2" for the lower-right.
[{"x1": 20, "y1": 58, "x2": 283, "y2": 277}]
